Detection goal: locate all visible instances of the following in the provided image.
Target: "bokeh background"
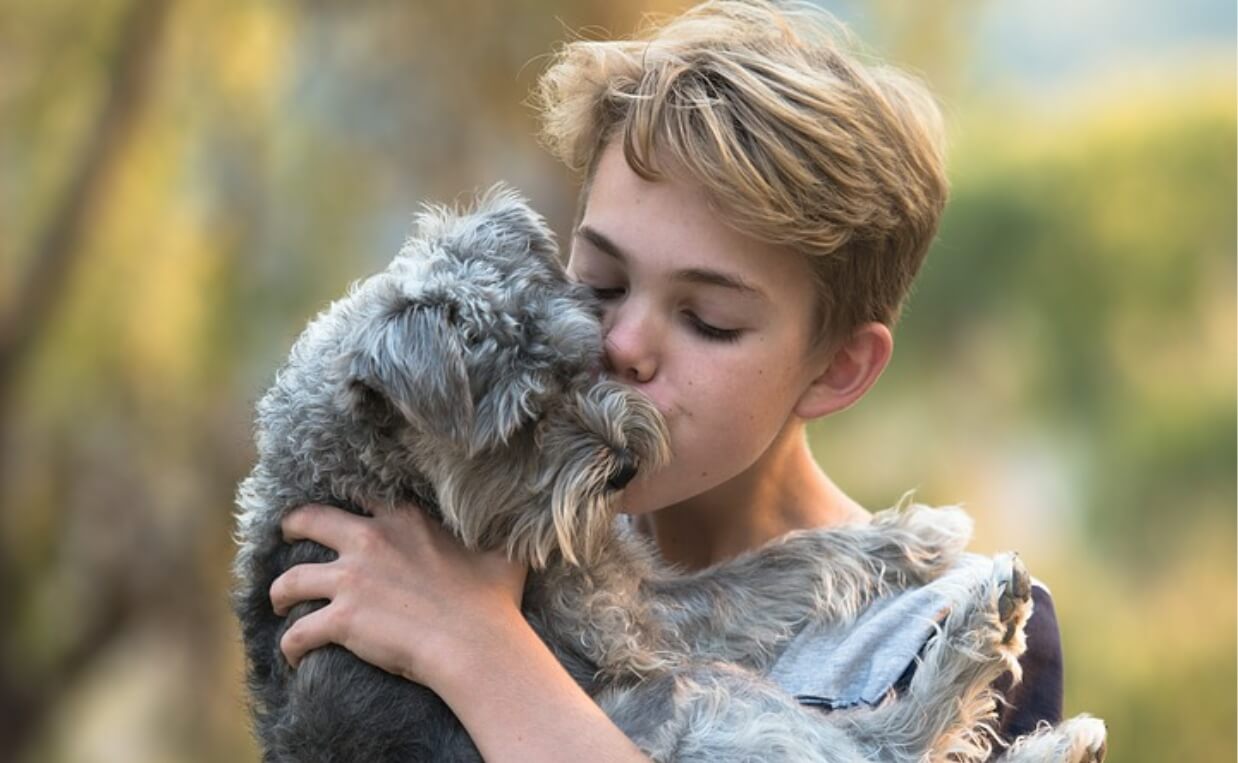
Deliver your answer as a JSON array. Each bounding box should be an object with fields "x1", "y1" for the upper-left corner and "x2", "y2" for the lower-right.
[{"x1": 1, "y1": 0, "x2": 1233, "y2": 760}]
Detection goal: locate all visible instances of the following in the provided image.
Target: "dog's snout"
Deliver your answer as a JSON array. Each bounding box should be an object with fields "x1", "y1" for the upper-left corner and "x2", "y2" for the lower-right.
[{"x1": 606, "y1": 448, "x2": 639, "y2": 492}]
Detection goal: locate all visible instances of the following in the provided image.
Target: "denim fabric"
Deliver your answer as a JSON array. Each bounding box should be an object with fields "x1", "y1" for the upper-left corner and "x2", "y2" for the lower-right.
[{"x1": 766, "y1": 553, "x2": 995, "y2": 710}]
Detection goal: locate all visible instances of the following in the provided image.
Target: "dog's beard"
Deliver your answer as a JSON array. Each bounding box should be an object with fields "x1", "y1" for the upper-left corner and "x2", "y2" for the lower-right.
[
  {"x1": 545, "y1": 391, "x2": 669, "y2": 569},
  {"x1": 540, "y1": 464, "x2": 617, "y2": 568},
  {"x1": 425, "y1": 437, "x2": 615, "y2": 570}
]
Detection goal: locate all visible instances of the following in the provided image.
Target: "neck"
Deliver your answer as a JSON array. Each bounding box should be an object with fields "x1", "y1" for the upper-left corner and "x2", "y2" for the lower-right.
[{"x1": 631, "y1": 420, "x2": 870, "y2": 571}]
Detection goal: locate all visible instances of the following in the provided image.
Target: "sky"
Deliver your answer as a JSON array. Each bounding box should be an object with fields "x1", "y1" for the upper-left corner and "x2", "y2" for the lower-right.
[{"x1": 826, "y1": 0, "x2": 1235, "y2": 95}]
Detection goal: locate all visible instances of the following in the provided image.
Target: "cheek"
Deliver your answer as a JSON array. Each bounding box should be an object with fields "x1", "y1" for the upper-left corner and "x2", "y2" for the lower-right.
[
  {"x1": 672, "y1": 356, "x2": 798, "y2": 466},
  {"x1": 617, "y1": 340, "x2": 808, "y2": 514},
  {"x1": 686, "y1": 345, "x2": 801, "y2": 424}
]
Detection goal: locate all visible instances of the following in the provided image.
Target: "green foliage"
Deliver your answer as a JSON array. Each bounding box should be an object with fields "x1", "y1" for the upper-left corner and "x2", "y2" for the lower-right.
[
  {"x1": 816, "y1": 82, "x2": 1236, "y2": 763},
  {"x1": 903, "y1": 90, "x2": 1237, "y2": 567},
  {"x1": 873, "y1": 88, "x2": 1236, "y2": 763}
]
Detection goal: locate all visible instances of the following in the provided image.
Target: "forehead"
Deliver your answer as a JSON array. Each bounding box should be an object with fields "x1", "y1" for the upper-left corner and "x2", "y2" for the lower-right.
[{"x1": 579, "y1": 139, "x2": 814, "y2": 300}]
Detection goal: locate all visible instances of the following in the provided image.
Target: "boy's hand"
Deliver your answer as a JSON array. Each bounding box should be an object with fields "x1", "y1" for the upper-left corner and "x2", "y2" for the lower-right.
[{"x1": 269, "y1": 501, "x2": 529, "y2": 690}]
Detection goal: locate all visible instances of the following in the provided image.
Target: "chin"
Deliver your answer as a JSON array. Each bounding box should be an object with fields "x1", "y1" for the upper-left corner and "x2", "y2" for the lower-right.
[
  {"x1": 614, "y1": 480, "x2": 660, "y2": 516},
  {"x1": 617, "y1": 477, "x2": 703, "y2": 518}
]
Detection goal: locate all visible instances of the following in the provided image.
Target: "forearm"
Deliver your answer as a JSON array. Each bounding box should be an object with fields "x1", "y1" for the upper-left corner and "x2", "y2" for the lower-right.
[{"x1": 432, "y1": 615, "x2": 652, "y2": 763}]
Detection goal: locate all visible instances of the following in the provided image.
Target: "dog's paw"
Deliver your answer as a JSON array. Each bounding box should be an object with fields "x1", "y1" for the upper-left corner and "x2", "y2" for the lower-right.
[
  {"x1": 993, "y1": 552, "x2": 1032, "y2": 646},
  {"x1": 999, "y1": 715, "x2": 1107, "y2": 763},
  {"x1": 1062, "y1": 715, "x2": 1107, "y2": 763}
]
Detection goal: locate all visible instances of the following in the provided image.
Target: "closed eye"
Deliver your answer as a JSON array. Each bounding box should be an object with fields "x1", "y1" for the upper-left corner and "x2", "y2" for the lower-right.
[
  {"x1": 683, "y1": 312, "x2": 742, "y2": 343},
  {"x1": 589, "y1": 286, "x2": 625, "y2": 300},
  {"x1": 588, "y1": 286, "x2": 743, "y2": 343}
]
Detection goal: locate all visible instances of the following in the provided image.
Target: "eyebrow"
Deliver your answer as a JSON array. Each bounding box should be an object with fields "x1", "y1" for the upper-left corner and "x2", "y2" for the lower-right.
[{"x1": 574, "y1": 224, "x2": 769, "y2": 303}]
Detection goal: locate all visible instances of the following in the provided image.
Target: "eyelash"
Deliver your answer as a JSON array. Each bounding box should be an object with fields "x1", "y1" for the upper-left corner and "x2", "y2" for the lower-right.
[{"x1": 588, "y1": 287, "x2": 742, "y2": 344}]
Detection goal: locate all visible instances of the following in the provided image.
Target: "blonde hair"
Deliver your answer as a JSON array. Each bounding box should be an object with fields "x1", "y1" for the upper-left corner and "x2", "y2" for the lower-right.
[{"x1": 533, "y1": 0, "x2": 948, "y2": 350}]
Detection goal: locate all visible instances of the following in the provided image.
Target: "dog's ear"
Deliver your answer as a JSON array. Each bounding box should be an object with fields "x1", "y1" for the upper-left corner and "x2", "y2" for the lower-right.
[
  {"x1": 468, "y1": 370, "x2": 550, "y2": 453},
  {"x1": 403, "y1": 183, "x2": 560, "y2": 271},
  {"x1": 472, "y1": 183, "x2": 559, "y2": 264},
  {"x1": 341, "y1": 302, "x2": 473, "y2": 441}
]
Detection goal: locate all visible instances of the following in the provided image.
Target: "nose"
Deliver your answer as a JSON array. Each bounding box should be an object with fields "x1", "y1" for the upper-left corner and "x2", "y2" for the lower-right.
[
  {"x1": 606, "y1": 448, "x2": 639, "y2": 491},
  {"x1": 601, "y1": 299, "x2": 658, "y2": 384}
]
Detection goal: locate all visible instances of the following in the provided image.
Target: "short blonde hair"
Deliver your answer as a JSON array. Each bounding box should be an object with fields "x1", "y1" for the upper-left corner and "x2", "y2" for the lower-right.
[{"x1": 533, "y1": 0, "x2": 948, "y2": 350}]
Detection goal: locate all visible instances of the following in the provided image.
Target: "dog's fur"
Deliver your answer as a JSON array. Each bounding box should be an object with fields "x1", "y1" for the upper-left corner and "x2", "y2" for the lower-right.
[{"x1": 232, "y1": 183, "x2": 1106, "y2": 762}]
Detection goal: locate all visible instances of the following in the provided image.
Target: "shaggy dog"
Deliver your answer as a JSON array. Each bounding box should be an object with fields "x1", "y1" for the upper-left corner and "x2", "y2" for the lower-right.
[{"x1": 232, "y1": 184, "x2": 1106, "y2": 762}]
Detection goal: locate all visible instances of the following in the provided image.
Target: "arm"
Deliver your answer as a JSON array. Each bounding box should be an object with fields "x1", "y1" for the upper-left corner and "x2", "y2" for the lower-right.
[
  {"x1": 433, "y1": 609, "x2": 652, "y2": 763},
  {"x1": 271, "y1": 502, "x2": 651, "y2": 763}
]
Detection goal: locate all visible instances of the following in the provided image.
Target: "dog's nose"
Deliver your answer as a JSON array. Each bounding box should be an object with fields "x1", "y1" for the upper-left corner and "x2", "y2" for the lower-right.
[{"x1": 606, "y1": 448, "x2": 639, "y2": 491}]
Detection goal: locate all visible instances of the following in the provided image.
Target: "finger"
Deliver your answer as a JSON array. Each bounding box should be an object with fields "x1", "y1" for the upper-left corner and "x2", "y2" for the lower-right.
[
  {"x1": 280, "y1": 604, "x2": 341, "y2": 669},
  {"x1": 362, "y1": 499, "x2": 437, "y2": 542},
  {"x1": 281, "y1": 503, "x2": 369, "y2": 549},
  {"x1": 361, "y1": 495, "x2": 426, "y2": 520},
  {"x1": 270, "y1": 562, "x2": 339, "y2": 616}
]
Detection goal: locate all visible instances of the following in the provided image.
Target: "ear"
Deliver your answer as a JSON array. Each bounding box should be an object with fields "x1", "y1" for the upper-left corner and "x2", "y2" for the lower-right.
[
  {"x1": 471, "y1": 181, "x2": 560, "y2": 264},
  {"x1": 342, "y1": 304, "x2": 473, "y2": 441},
  {"x1": 793, "y1": 322, "x2": 894, "y2": 420},
  {"x1": 468, "y1": 370, "x2": 551, "y2": 454}
]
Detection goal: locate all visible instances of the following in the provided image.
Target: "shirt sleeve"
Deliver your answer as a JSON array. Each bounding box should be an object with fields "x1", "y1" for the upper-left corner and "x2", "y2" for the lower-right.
[{"x1": 986, "y1": 583, "x2": 1065, "y2": 759}]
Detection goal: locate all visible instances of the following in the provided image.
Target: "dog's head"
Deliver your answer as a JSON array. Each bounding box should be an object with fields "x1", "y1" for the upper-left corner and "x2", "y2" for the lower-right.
[{"x1": 332, "y1": 183, "x2": 669, "y2": 567}]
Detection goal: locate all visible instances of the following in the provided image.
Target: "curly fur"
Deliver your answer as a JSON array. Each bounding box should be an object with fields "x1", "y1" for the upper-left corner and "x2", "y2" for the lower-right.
[{"x1": 232, "y1": 183, "x2": 1106, "y2": 762}]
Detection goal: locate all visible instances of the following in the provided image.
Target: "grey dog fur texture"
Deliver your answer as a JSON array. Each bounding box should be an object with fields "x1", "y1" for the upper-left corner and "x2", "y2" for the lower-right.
[{"x1": 232, "y1": 183, "x2": 1107, "y2": 762}]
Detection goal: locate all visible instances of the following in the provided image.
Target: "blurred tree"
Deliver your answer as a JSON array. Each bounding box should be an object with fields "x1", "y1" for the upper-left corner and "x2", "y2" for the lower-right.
[
  {"x1": 0, "y1": 0, "x2": 175, "y2": 758},
  {"x1": 902, "y1": 89, "x2": 1236, "y2": 568},
  {"x1": 0, "y1": 0, "x2": 171, "y2": 416}
]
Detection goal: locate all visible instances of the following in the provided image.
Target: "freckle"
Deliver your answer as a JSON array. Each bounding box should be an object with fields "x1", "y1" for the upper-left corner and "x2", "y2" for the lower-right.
[{"x1": 700, "y1": 471, "x2": 708, "y2": 478}]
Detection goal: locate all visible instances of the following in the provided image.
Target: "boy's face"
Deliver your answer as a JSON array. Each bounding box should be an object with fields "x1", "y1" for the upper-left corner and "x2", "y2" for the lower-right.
[{"x1": 566, "y1": 138, "x2": 829, "y2": 516}]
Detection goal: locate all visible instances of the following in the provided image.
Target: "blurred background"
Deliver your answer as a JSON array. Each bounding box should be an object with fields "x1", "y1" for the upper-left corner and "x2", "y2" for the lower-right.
[{"x1": 0, "y1": 0, "x2": 1233, "y2": 760}]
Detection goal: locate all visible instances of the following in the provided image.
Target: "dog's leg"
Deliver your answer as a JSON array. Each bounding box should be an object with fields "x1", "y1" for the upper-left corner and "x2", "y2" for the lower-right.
[
  {"x1": 641, "y1": 504, "x2": 972, "y2": 671},
  {"x1": 598, "y1": 663, "x2": 871, "y2": 763},
  {"x1": 992, "y1": 716, "x2": 1108, "y2": 763},
  {"x1": 838, "y1": 553, "x2": 1034, "y2": 763}
]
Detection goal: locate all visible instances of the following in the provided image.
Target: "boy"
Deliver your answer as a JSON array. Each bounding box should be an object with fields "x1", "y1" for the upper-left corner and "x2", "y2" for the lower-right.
[{"x1": 272, "y1": 2, "x2": 1063, "y2": 760}]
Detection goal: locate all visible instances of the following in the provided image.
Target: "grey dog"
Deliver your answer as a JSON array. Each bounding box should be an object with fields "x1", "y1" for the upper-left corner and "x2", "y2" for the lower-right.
[{"x1": 232, "y1": 183, "x2": 1106, "y2": 762}]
